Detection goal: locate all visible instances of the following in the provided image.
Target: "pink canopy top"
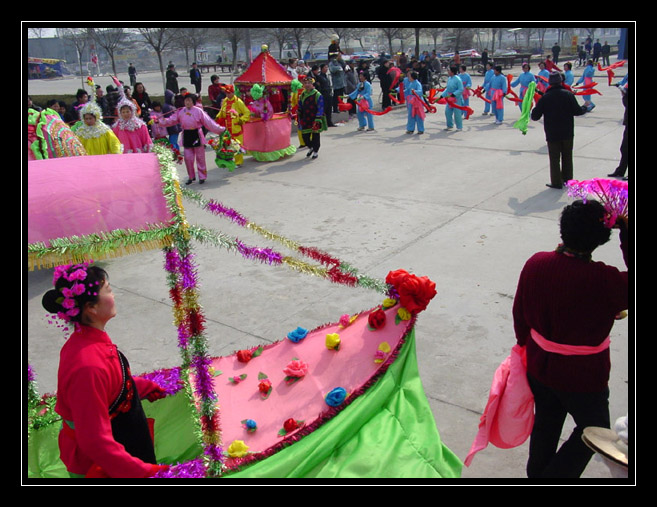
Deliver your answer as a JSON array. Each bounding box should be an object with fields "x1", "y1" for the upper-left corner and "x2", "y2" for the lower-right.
[{"x1": 28, "y1": 153, "x2": 173, "y2": 245}]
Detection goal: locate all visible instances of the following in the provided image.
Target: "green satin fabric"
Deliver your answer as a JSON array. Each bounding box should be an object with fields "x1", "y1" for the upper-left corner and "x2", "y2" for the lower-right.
[
  {"x1": 27, "y1": 329, "x2": 462, "y2": 479},
  {"x1": 223, "y1": 329, "x2": 463, "y2": 479},
  {"x1": 26, "y1": 388, "x2": 202, "y2": 479}
]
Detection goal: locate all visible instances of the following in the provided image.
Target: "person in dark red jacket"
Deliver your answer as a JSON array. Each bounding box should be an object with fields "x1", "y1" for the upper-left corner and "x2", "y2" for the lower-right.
[
  {"x1": 513, "y1": 200, "x2": 629, "y2": 478},
  {"x1": 531, "y1": 72, "x2": 585, "y2": 189}
]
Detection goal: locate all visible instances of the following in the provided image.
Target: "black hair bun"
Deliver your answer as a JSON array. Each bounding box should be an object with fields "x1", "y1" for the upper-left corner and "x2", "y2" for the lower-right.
[{"x1": 42, "y1": 289, "x2": 62, "y2": 314}]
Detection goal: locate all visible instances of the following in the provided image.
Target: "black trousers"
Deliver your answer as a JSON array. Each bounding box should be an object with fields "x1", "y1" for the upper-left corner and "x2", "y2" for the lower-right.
[
  {"x1": 547, "y1": 138, "x2": 574, "y2": 186},
  {"x1": 526, "y1": 374, "x2": 610, "y2": 479},
  {"x1": 301, "y1": 131, "x2": 320, "y2": 153},
  {"x1": 613, "y1": 125, "x2": 628, "y2": 176}
]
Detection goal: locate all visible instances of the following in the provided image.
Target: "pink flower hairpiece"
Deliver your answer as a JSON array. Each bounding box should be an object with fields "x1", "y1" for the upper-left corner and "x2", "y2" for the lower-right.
[{"x1": 51, "y1": 261, "x2": 94, "y2": 323}]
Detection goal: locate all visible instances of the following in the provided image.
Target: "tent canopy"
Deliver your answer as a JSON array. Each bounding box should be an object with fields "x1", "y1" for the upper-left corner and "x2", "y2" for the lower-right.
[{"x1": 235, "y1": 47, "x2": 292, "y2": 85}]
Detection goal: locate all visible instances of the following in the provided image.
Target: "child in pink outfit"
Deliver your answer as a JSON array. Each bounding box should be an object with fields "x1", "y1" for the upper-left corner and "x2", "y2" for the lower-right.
[
  {"x1": 156, "y1": 93, "x2": 225, "y2": 184},
  {"x1": 111, "y1": 96, "x2": 152, "y2": 154}
]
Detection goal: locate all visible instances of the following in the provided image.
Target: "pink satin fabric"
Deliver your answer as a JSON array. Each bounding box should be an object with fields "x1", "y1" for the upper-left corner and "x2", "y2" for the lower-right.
[
  {"x1": 464, "y1": 330, "x2": 611, "y2": 466},
  {"x1": 194, "y1": 306, "x2": 412, "y2": 458},
  {"x1": 242, "y1": 114, "x2": 292, "y2": 152},
  {"x1": 28, "y1": 153, "x2": 173, "y2": 245}
]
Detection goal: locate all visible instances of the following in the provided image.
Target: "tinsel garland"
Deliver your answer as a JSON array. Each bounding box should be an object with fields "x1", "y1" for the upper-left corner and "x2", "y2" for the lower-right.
[
  {"x1": 27, "y1": 225, "x2": 178, "y2": 271},
  {"x1": 152, "y1": 144, "x2": 224, "y2": 477},
  {"x1": 27, "y1": 364, "x2": 60, "y2": 438},
  {"x1": 182, "y1": 189, "x2": 390, "y2": 294}
]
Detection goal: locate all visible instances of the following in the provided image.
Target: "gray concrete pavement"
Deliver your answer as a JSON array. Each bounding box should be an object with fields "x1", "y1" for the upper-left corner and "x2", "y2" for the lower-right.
[{"x1": 26, "y1": 63, "x2": 632, "y2": 481}]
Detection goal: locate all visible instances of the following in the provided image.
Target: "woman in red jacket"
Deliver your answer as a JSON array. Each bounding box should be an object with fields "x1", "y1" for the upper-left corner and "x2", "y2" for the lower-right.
[{"x1": 42, "y1": 262, "x2": 168, "y2": 478}]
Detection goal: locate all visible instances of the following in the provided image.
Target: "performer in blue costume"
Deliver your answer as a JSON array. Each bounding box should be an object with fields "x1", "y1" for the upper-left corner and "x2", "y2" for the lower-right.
[
  {"x1": 563, "y1": 62, "x2": 575, "y2": 87},
  {"x1": 576, "y1": 59, "x2": 597, "y2": 112},
  {"x1": 482, "y1": 62, "x2": 494, "y2": 115},
  {"x1": 441, "y1": 65, "x2": 465, "y2": 131},
  {"x1": 404, "y1": 71, "x2": 425, "y2": 134},
  {"x1": 349, "y1": 71, "x2": 375, "y2": 131},
  {"x1": 489, "y1": 66, "x2": 508, "y2": 125},
  {"x1": 459, "y1": 65, "x2": 472, "y2": 107},
  {"x1": 536, "y1": 62, "x2": 550, "y2": 94},
  {"x1": 511, "y1": 63, "x2": 536, "y2": 109}
]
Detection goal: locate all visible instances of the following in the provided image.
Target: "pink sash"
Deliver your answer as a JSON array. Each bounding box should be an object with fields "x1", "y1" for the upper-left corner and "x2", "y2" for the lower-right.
[
  {"x1": 464, "y1": 330, "x2": 610, "y2": 466},
  {"x1": 492, "y1": 89, "x2": 505, "y2": 108},
  {"x1": 530, "y1": 329, "x2": 610, "y2": 355}
]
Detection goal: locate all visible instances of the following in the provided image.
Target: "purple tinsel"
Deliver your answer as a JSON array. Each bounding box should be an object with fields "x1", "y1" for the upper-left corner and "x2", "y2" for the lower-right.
[
  {"x1": 164, "y1": 249, "x2": 180, "y2": 273},
  {"x1": 205, "y1": 200, "x2": 248, "y2": 227},
  {"x1": 191, "y1": 355, "x2": 217, "y2": 402},
  {"x1": 28, "y1": 364, "x2": 35, "y2": 383},
  {"x1": 177, "y1": 325, "x2": 191, "y2": 350},
  {"x1": 151, "y1": 458, "x2": 207, "y2": 478},
  {"x1": 235, "y1": 239, "x2": 283, "y2": 265},
  {"x1": 204, "y1": 443, "x2": 225, "y2": 463},
  {"x1": 178, "y1": 253, "x2": 199, "y2": 289},
  {"x1": 140, "y1": 367, "x2": 184, "y2": 396}
]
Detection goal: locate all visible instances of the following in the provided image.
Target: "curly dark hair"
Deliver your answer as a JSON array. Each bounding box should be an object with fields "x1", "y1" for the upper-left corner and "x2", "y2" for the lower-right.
[
  {"x1": 42, "y1": 264, "x2": 109, "y2": 324},
  {"x1": 560, "y1": 199, "x2": 611, "y2": 253}
]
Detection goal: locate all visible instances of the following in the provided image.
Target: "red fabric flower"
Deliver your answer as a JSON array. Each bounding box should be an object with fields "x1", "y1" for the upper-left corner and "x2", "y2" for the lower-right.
[
  {"x1": 397, "y1": 274, "x2": 437, "y2": 313},
  {"x1": 385, "y1": 269, "x2": 410, "y2": 288},
  {"x1": 386, "y1": 269, "x2": 437, "y2": 314},
  {"x1": 283, "y1": 418, "x2": 298, "y2": 433},
  {"x1": 368, "y1": 308, "x2": 387, "y2": 329},
  {"x1": 258, "y1": 379, "x2": 272, "y2": 394},
  {"x1": 236, "y1": 349, "x2": 253, "y2": 363}
]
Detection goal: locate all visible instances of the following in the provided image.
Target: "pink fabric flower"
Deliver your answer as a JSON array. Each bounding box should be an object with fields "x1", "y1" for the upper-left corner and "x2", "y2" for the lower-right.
[{"x1": 283, "y1": 359, "x2": 309, "y2": 378}]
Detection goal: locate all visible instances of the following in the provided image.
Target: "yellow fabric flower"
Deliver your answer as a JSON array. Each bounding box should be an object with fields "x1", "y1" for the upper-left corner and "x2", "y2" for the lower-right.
[
  {"x1": 326, "y1": 332, "x2": 341, "y2": 350},
  {"x1": 382, "y1": 298, "x2": 397, "y2": 309},
  {"x1": 227, "y1": 440, "x2": 250, "y2": 458},
  {"x1": 397, "y1": 307, "x2": 412, "y2": 321}
]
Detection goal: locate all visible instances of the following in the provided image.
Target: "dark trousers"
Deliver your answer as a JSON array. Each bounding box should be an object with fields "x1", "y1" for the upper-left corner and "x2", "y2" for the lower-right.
[
  {"x1": 547, "y1": 138, "x2": 574, "y2": 186},
  {"x1": 613, "y1": 125, "x2": 628, "y2": 176},
  {"x1": 301, "y1": 131, "x2": 320, "y2": 153},
  {"x1": 526, "y1": 374, "x2": 610, "y2": 479}
]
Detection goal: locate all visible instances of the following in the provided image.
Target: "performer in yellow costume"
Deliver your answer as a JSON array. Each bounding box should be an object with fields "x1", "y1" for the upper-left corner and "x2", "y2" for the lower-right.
[
  {"x1": 215, "y1": 85, "x2": 251, "y2": 166},
  {"x1": 75, "y1": 102, "x2": 122, "y2": 155}
]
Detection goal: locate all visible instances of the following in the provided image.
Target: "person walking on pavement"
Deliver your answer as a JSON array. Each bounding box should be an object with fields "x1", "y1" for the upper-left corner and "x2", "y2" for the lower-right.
[
  {"x1": 166, "y1": 63, "x2": 179, "y2": 94},
  {"x1": 441, "y1": 65, "x2": 464, "y2": 131},
  {"x1": 190, "y1": 62, "x2": 202, "y2": 94},
  {"x1": 513, "y1": 199, "x2": 628, "y2": 479},
  {"x1": 316, "y1": 63, "x2": 334, "y2": 127},
  {"x1": 128, "y1": 63, "x2": 137, "y2": 87},
  {"x1": 608, "y1": 80, "x2": 629, "y2": 180},
  {"x1": 576, "y1": 60, "x2": 597, "y2": 112},
  {"x1": 297, "y1": 75, "x2": 327, "y2": 159},
  {"x1": 329, "y1": 56, "x2": 346, "y2": 114},
  {"x1": 531, "y1": 72, "x2": 585, "y2": 189},
  {"x1": 482, "y1": 62, "x2": 494, "y2": 116},
  {"x1": 348, "y1": 71, "x2": 375, "y2": 131},
  {"x1": 489, "y1": 66, "x2": 508, "y2": 125}
]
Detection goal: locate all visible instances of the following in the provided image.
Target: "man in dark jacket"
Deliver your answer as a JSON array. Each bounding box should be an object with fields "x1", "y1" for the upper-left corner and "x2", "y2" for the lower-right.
[{"x1": 531, "y1": 72, "x2": 585, "y2": 189}]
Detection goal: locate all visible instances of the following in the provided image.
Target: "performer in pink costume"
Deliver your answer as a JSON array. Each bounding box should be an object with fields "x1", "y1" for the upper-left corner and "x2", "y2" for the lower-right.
[{"x1": 156, "y1": 93, "x2": 225, "y2": 184}]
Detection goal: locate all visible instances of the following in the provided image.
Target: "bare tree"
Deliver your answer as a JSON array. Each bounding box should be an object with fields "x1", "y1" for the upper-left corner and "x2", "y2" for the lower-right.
[
  {"x1": 288, "y1": 27, "x2": 316, "y2": 60},
  {"x1": 172, "y1": 26, "x2": 212, "y2": 67},
  {"x1": 57, "y1": 28, "x2": 91, "y2": 88},
  {"x1": 380, "y1": 27, "x2": 412, "y2": 55},
  {"x1": 137, "y1": 27, "x2": 180, "y2": 93},
  {"x1": 89, "y1": 27, "x2": 127, "y2": 76},
  {"x1": 261, "y1": 27, "x2": 293, "y2": 59},
  {"x1": 220, "y1": 27, "x2": 247, "y2": 82},
  {"x1": 423, "y1": 27, "x2": 445, "y2": 51}
]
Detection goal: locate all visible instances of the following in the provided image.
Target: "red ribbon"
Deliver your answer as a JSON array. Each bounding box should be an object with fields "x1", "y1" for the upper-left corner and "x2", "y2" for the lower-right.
[
  {"x1": 597, "y1": 60, "x2": 626, "y2": 72},
  {"x1": 355, "y1": 98, "x2": 393, "y2": 116}
]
